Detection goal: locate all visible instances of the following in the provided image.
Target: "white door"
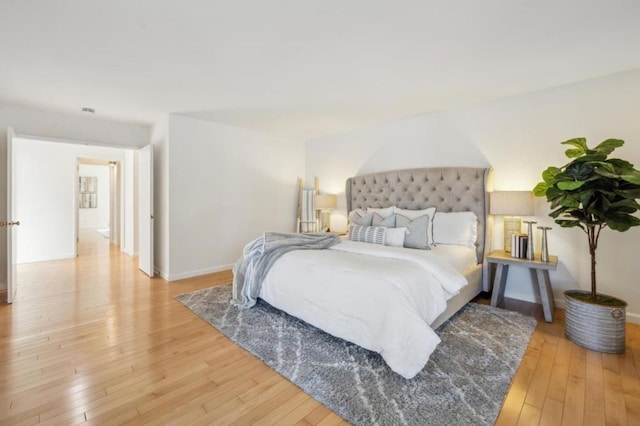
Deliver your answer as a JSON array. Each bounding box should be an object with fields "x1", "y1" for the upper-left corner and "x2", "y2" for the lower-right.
[
  {"x1": 6, "y1": 128, "x2": 19, "y2": 303},
  {"x1": 138, "y1": 144, "x2": 154, "y2": 277}
]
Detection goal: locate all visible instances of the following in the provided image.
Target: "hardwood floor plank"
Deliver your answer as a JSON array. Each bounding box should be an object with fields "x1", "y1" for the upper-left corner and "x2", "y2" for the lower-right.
[
  {"x1": 561, "y1": 343, "x2": 586, "y2": 426},
  {"x1": 204, "y1": 381, "x2": 294, "y2": 424},
  {"x1": 316, "y1": 412, "x2": 345, "y2": 426},
  {"x1": 165, "y1": 405, "x2": 207, "y2": 426},
  {"x1": 516, "y1": 403, "x2": 541, "y2": 425},
  {"x1": 584, "y1": 350, "x2": 606, "y2": 425},
  {"x1": 227, "y1": 385, "x2": 302, "y2": 425},
  {"x1": 525, "y1": 341, "x2": 557, "y2": 409},
  {"x1": 546, "y1": 336, "x2": 572, "y2": 402},
  {"x1": 495, "y1": 349, "x2": 541, "y2": 424},
  {"x1": 624, "y1": 394, "x2": 640, "y2": 425},
  {"x1": 539, "y1": 397, "x2": 564, "y2": 426},
  {"x1": 251, "y1": 392, "x2": 312, "y2": 425},
  {"x1": 304, "y1": 405, "x2": 334, "y2": 425},
  {"x1": 602, "y1": 353, "x2": 628, "y2": 426},
  {"x1": 619, "y1": 347, "x2": 640, "y2": 400},
  {"x1": 275, "y1": 398, "x2": 324, "y2": 426}
]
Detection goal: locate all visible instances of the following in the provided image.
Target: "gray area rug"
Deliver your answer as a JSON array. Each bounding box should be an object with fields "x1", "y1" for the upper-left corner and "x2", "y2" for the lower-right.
[{"x1": 176, "y1": 285, "x2": 536, "y2": 425}]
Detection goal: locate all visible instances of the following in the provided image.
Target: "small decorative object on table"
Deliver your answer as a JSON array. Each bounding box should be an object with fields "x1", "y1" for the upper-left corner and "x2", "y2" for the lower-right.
[
  {"x1": 538, "y1": 226, "x2": 552, "y2": 262},
  {"x1": 523, "y1": 220, "x2": 537, "y2": 260}
]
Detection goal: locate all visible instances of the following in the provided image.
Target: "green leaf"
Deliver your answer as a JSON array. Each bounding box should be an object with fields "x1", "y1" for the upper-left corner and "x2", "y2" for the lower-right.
[
  {"x1": 593, "y1": 167, "x2": 619, "y2": 179},
  {"x1": 613, "y1": 188, "x2": 640, "y2": 199},
  {"x1": 533, "y1": 182, "x2": 548, "y2": 197},
  {"x1": 609, "y1": 158, "x2": 636, "y2": 171},
  {"x1": 608, "y1": 199, "x2": 640, "y2": 212},
  {"x1": 564, "y1": 149, "x2": 584, "y2": 158},
  {"x1": 606, "y1": 214, "x2": 640, "y2": 232},
  {"x1": 542, "y1": 166, "x2": 561, "y2": 183},
  {"x1": 562, "y1": 138, "x2": 587, "y2": 157},
  {"x1": 620, "y1": 172, "x2": 640, "y2": 185},
  {"x1": 594, "y1": 138, "x2": 624, "y2": 155},
  {"x1": 557, "y1": 181, "x2": 586, "y2": 191}
]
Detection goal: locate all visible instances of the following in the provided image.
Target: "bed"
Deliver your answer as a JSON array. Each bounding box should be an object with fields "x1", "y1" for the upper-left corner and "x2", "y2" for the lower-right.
[{"x1": 253, "y1": 167, "x2": 492, "y2": 379}]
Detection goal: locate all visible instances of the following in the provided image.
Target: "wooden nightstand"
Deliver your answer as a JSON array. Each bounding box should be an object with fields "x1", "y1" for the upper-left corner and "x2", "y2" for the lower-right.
[{"x1": 486, "y1": 250, "x2": 558, "y2": 323}]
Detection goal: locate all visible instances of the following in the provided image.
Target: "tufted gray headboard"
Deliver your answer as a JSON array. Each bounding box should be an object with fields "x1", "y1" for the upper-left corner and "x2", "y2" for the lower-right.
[{"x1": 346, "y1": 167, "x2": 492, "y2": 264}]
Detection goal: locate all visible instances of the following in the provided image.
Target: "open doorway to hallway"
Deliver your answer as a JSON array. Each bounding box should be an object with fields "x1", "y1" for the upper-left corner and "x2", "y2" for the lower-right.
[
  {"x1": 13, "y1": 137, "x2": 136, "y2": 264},
  {"x1": 5, "y1": 134, "x2": 154, "y2": 303},
  {"x1": 76, "y1": 158, "x2": 121, "y2": 256}
]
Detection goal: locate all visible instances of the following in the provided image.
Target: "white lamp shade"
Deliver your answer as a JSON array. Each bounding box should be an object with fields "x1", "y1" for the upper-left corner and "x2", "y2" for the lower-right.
[
  {"x1": 315, "y1": 194, "x2": 337, "y2": 210},
  {"x1": 490, "y1": 191, "x2": 534, "y2": 216}
]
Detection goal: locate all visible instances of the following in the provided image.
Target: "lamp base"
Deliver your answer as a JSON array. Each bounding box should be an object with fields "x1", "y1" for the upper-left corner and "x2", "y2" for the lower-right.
[
  {"x1": 319, "y1": 210, "x2": 331, "y2": 232},
  {"x1": 503, "y1": 217, "x2": 522, "y2": 254}
]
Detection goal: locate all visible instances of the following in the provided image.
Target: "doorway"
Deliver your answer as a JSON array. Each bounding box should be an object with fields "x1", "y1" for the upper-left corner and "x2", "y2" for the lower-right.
[
  {"x1": 76, "y1": 158, "x2": 121, "y2": 256},
  {"x1": 12, "y1": 137, "x2": 135, "y2": 264},
  {"x1": 6, "y1": 134, "x2": 154, "y2": 303}
]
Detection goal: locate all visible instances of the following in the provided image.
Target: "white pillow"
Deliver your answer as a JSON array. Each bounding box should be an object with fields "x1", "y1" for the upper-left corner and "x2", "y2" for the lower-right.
[
  {"x1": 432, "y1": 211, "x2": 478, "y2": 249},
  {"x1": 384, "y1": 227, "x2": 408, "y2": 247},
  {"x1": 395, "y1": 207, "x2": 436, "y2": 245},
  {"x1": 366, "y1": 206, "x2": 396, "y2": 218}
]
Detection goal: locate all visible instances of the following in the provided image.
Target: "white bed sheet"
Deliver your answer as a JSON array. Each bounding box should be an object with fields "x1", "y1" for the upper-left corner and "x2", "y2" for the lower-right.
[
  {"x1": 430, "y1": 244, "x2": 478, "y2": 276},
  {"x1": 259, "y1": 240, "x2": 474, "y2": 379}
]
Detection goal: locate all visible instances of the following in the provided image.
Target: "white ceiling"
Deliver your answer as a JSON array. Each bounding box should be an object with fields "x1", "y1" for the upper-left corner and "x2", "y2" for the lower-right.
[{"x1": 2, "y1": 1, "x2": 640, "y2": 140}]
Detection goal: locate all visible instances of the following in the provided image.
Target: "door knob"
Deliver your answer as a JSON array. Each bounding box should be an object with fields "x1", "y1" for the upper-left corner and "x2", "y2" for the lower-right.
[{"x1": 0, "y1": 221, "x2": 4, "y2": 227}]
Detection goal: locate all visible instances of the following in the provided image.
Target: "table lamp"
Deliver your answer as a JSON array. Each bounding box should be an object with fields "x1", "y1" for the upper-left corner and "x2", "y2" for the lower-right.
[
  {"x1": 315, "y1": 194, "x2": 337, "y2": 232},
  {"x1": 490, "y1": 191, "x2": 535, "y2": 253}
]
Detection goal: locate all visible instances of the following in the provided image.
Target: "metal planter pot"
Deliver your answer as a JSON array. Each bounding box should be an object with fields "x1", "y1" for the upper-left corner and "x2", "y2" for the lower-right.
[{"x1": 564, "y1": 290, "x2": 627, "y2": 354}]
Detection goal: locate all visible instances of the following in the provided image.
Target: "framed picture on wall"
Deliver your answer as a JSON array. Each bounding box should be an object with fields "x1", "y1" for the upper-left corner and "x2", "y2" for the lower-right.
[{"x1": 79, "y1": 176, "x2": 98, "y2": 208}]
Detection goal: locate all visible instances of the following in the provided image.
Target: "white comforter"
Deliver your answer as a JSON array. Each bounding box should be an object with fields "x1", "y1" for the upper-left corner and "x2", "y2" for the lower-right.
[{"x1": 259, "y1": 240, "x2": 468, "y2": 379}]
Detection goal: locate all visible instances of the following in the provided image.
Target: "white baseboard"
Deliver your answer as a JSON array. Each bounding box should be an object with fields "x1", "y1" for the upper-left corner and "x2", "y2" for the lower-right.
[
  {"x1": 18, "y1": 252, "x2": 76, "y2": 264},
  {"x1": 121, "y1": 248, "x2": 136, "y2": 257},
  {"x1": 167, "y1": 264, "x2": 234, "y2": 282},
  {"x1": 154, "y1": 266, "x2": 169, "y2": 281},
  {"x1": 627, "y1": 312, "x2": 640, "y2": 325}
]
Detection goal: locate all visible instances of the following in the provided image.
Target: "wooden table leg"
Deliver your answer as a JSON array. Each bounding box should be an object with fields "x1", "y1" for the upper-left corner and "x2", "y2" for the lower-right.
[
  {"x1": 530, "y1": 268, "x2": 555, "y2": 322},
  {"x1": 490, "y1": 263, "x2": 509, "y2": 307}
]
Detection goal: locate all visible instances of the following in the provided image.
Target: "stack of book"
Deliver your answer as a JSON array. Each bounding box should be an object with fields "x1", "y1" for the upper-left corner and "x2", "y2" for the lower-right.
[{"x1": 511, "y1": 233, "x2": 528, "y2": 258}]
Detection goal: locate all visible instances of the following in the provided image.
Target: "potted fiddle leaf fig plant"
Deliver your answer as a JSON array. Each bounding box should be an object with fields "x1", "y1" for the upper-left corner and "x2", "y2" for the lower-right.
[{"x1": 533, "y1": 137, "x2": 640, "y2": 353}]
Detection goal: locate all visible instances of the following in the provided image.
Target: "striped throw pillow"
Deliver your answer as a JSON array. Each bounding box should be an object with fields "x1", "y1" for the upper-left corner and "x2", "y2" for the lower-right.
[{"x1": 348, "y1": 225, "x2": 387, "y2": 245}]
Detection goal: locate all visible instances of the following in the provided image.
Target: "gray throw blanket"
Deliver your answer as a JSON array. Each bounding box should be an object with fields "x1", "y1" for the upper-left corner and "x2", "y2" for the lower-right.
[{"x1": 232, "y1": 232, "x2": 341, "y2": 309}]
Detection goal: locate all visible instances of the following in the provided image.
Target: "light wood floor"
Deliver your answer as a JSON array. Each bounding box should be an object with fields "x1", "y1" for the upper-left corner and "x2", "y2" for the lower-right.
[{"x1": 0, "y1": 230, "x2": 638, "y2": 425}]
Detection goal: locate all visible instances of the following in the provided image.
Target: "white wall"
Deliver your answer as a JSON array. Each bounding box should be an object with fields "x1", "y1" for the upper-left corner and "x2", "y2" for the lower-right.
[
  {"x1": 0, "y1": 103, "x2": 150, "y2": 288},
  {"x1": 306, "y1": 68, "x2": 640, "y2": 323},
  {"x1": 165, "y1": 115, "x2": 305, "y2": 281},
  {"x1": 14, "y1": 138, "x2": 131, "y2": 263},
  {"x1": 78, "y1": 164, "x2": 111, "y2": 229}
]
